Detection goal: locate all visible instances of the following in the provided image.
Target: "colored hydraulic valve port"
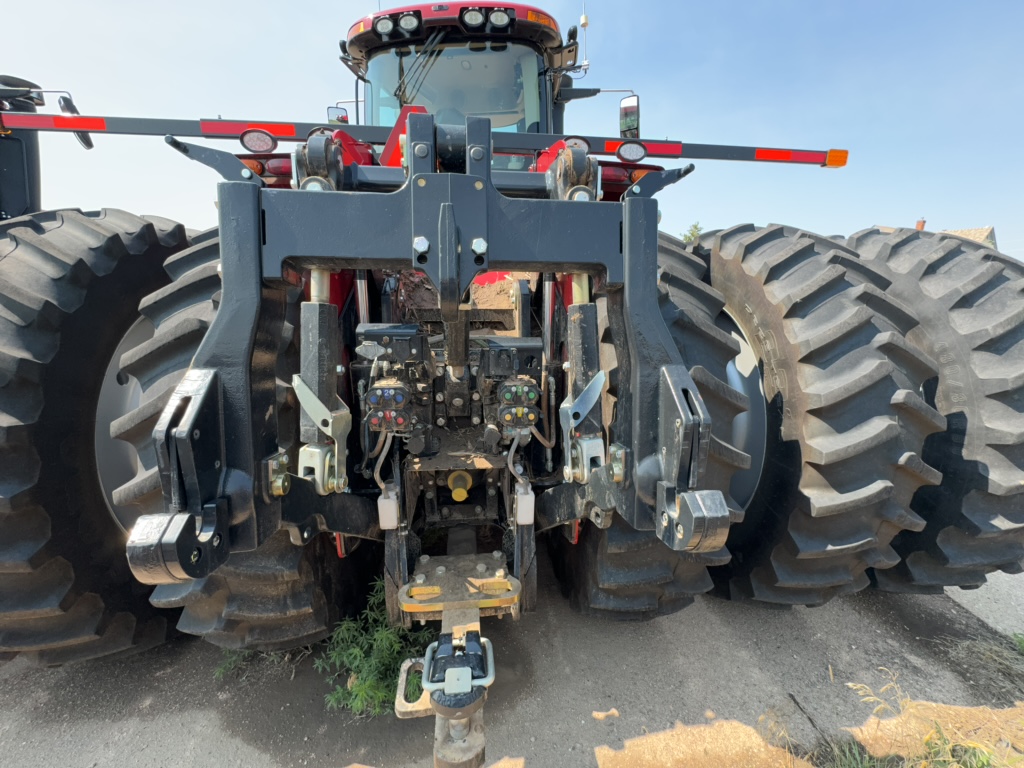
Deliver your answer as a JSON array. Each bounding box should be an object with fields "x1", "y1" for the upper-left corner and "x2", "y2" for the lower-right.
[{"x1": 497, "y1": 377, "x2": 542, "y2": 428}]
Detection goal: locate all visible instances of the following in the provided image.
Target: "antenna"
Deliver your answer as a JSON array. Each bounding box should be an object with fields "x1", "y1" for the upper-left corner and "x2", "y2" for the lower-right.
[{"x1": 579, "y1": 0, "x2": 590, "y2": 74}]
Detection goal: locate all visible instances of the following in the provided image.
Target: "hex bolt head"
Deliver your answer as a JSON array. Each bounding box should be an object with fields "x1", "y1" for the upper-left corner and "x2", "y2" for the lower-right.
[
  {"x1": 471, "y1": 392, "x2": 481, "y2": 401},
  {"x1": 413, "y1": 143, "x2": 429, "y2": 158},
  {"x1": 212, "y1": 534, "x2": 222, "y2": 548},
  {"x1": 495, "y1": 568, "x2": 506, "y2": 578},
  {"x1": 471, "y1": 416, "x2": 482, "y2": 425},
  {"x1": 475, "y1": 505, "x2": 483, "y2": 514},
  {"x1": 420, "y1": 554, "x2": 431, "y2": 563},
  {"x1": 476, "y1": 563, "x2": 487, "y2": 573},
  {"x1": 492, "y1": 550, "x2": 503, "y2": 559},
  {"x1": 436, "y1": 417, "x2": 447, "y2": 427},
  {"x1": 661, "y1": 512, "x2": 669, "y2": 527},
  {"x1": 563, "y1": 466, "x2": 574, "y2": 482},
  {"x1": 471, "y1": 238, "x2": 488, "y2": 256},
  {"x1": 675, "y1": 524, "x2": 685, "y2": 538},
  {"x1": 413, "y1": 236, "x2": 430, "y2": 255},
  {"x1": 487, "y1": 487, "x2": 496, "y2": 497},
  {"x1": 415, "y1": 573, "x2": 426, "y2": 584},
  {"x1": 435, "y1": 566, "x2": 446, "y2": 575}
]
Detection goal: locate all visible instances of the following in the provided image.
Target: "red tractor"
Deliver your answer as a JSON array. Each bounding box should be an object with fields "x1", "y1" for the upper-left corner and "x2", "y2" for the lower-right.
[{"x1": 2, "y1": 4, "x2": 1020, "y2": 766}]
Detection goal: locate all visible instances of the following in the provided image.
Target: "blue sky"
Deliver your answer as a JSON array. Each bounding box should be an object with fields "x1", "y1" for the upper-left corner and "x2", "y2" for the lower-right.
[{"x1": 7, "y1": 0, "x2": 1022, "y2": 255}]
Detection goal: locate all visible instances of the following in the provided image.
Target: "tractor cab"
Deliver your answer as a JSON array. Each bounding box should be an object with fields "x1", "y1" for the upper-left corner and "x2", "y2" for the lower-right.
[{"x1": 343, "y1": 4, "x2": 580, "y2": 133}]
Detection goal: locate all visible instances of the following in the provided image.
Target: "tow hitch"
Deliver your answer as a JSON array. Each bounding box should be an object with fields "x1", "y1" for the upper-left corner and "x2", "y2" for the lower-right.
[{"x1": 394, "y1": 551, "x2": 519, "y2": 768}]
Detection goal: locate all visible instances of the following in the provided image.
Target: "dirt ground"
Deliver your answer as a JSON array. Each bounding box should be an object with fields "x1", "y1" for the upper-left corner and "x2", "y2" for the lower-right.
[{"x1": 1, "y1": 557, "x2": 1021, "y2": 768}]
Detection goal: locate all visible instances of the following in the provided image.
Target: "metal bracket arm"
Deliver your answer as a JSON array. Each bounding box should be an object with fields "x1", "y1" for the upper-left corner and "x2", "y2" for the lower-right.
[{"x1": 292, "y1": 373, "x2": 351, "y2": 494}]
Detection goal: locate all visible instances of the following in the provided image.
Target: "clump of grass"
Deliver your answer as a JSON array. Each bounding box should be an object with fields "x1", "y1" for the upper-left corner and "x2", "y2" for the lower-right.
[
  {"x1": 1012, "y1": 634, "x2": 1024, "y2": 657},
  {"x1": 939, "y1": 634, "x2": 1024, "y2": 702},
  {"x1": 213, "y1": 647, "x2": 312, "y2": 683},
  {"x1": 214, "y1": 649, "x2": 254, "y2": 681},
  {"x1": 313, "y1": 578, "x2": 432, "y2": 716},
  {"x1": 810, "y1": 739, "x2": 899, "y2": 768},
  {"x1": 912, "y1": 725, "x2": 996, "y2": 768}
]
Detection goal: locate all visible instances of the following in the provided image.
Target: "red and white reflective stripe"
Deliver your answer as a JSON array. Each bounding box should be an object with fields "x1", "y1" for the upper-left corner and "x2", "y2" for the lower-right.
[
  {"x1": 754, "y1": 148, "x2": 827, "y2": 164},
  {"x1": 200, "y1": 121, "x2": 297, "y2": 138},
  {"x1": 2, "y1": 114, "x2": 107, "y2": 131},
  {"x1": 602, "y1": 139, "x2": 684, "y2": 158}
]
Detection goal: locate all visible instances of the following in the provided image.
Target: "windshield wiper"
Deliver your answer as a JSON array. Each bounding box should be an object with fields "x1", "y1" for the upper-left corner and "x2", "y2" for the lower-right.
[{"x1": 394, "y1": 29, "x2": 447, "y2": 105}]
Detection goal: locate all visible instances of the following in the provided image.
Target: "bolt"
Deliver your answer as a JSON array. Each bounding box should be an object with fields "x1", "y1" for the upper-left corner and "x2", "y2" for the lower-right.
[
  {"x1": 475, "y1": 505, "x2": 483, "y2": 514},
  {"x1": 420, "y1": 554, "x2": 431, "y2": 563},
  {"x1": 435, "y1": 392, "x2": 445, "y2": 402},
  {"x1": 661, "y1": 512, "x2": 669, "y2": 527},
  {"x1": 303, "y1": 527, "x2": 312, "y2": 541},
  {"x1": 435, "y1": 565, "x2": 446, "y2": 575},
  {"x1": 190, "y1": 547, "x2": 201, "y2": 564},
  {"x1": 632, "y1": 184, "x2": 641, "y2": 194},
  {"x1": 469, "y1": 145, "x2": 485, "y2": 161},
  {"x1": 492, "y1": 550, "x2": 503, "y2": 560},
  {"x1": 241, "y1": 168, "x2": 253, "y2": 179},
  {"x1": 436, "y1": 417, "x2": 446, "y2": 427},
  {"x1": 441, "y1": 507, "x2": 451, "y2": 518},
  {"x1": 413, "y1": 236, "x2": 430, "y2": 255},
  {"x1": 336, "y1": 364, "x2": 345, "y2": 375},
  {"x1": 415, "y1": 573, "x2": 426, "y2": 584},
  {"x1": 192, "y1": 429, "x2": 201, "y2": 440},
  {"x1": 436, "y1": 366, "x2": 445, "y2": 377},
  {"x1": 495, "y1": 568, "x2": 506, "y2": 578},
  {"x1": 214, "y1": 460, "x2": 221, "y2": 469},
  {"x1": 471, "y1": 392, "x2": 481, "y2": 401},
  {"x1": 271, "y1": 474, "x2": 291, "y2": 497},
  {"x1": 675, "y1": 524, "x2": 684, "y2": 538},
  {"x1": 471, "y1": 238, "x2": 488, "y2": 256},
  {"x1": 452, "y1": 397, "x2": 464, "y2": 407},
  {"x1": 474, "y1": 181, "x2": 484, "y2": 191},
  {"x1": 471, "y1": 416, "x2": 481, "y2": 425},
  {"x1": 476, "y1": 563, "x2": 487, "y2": 573},
  {"x1": 487, "y1": 487, "x2": 496, "y2": 497},
  {"x1": 413, "y1": 143, "x2": 429, "y2": 158},
  {"x1": 563, "y1": 466, "x2": 573, "y2": 482},
  {"x1": 675, "y1": 419, "x2": 682, "y2": 429},
  {"x1": 562, "y1": 361, "x2": 571, "y2": 371},
  {"x1": 212, "y1": 533, "x2": 222, "y2": 548},
  {"x1": 425, "y1": 491, "x2": 435, "y2": 499}
]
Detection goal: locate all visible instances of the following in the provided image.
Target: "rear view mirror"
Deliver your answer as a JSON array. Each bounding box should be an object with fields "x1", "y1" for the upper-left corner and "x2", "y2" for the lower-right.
[
  {"x1": 58, "y1": 94, "x2": 94, "y2": 150},
  {"x1": 619, "y1": 95, "x2": 639, "y2": 139},
  {"x1": 327, "y1": 106, "x2": 349, "y2": 125}
]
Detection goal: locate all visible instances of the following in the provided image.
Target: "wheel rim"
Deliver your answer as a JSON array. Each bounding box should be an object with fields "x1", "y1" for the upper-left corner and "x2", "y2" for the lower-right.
[
  {"x1": 94, "y1": 317, "x2": 155, "y2": 534},
  {"x1": 721, "y1": 311, "x2": 767, "y2": 511}
]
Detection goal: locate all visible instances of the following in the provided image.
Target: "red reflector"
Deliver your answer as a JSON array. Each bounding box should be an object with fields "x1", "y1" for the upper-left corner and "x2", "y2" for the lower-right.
[
  {"x1": 2, "y1": 114, "x2": 107, "y2": 131},
  {"x1": 754, "y1": 148, "x2": 827, "y2": 164},
  {"x1": 200, "y1": 121, "x2": 297, "y2": 138},
  {"x1": 600, "y1": 166, "x2": 630, "y2": 184},
  {"x1": 264, "y1": 158, "x2": 292, "y2": 176}
]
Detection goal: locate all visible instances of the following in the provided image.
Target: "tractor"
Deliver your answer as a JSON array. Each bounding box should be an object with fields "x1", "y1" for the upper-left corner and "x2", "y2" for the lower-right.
[{"x1": 2, "y1": 4, "x2": 1021, "y2": 766}]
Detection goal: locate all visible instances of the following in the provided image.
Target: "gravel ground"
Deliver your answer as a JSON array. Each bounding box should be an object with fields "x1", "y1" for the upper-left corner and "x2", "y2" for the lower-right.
[{"x1": 1, "y1": 556, "x2": 1020, "y2": 768}]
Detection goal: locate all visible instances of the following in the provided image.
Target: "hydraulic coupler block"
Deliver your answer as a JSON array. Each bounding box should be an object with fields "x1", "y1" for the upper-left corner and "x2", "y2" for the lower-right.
[
  {"x1": 367, "y1": 379, "x2": 414, "y2": 432},
  {"x1": 497, "y1": 377, "x2": 541, "y2": 430}
]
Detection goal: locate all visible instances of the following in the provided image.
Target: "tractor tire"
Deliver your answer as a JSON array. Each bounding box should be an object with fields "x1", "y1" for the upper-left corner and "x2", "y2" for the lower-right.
[
  {"x1": 0, "y1": 209, "x2": 190, "y2": 664},
  {"x1": 112, "y1": 234, "x2": 372, "y2": 650},
  {"x1": 842, "y1": 227, "x2": 1024, "y2": 590},
  {"x1": 702, "y1": 224, "x2": 946, "y2": 604},
  {"x1": 550, "y1": 233, "x2": 752, "y2": 619}
]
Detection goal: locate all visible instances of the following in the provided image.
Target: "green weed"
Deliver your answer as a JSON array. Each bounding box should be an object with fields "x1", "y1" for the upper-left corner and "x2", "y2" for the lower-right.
[{"x1": 314, "y1": 578, "x2": 432, "y2": 716}]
